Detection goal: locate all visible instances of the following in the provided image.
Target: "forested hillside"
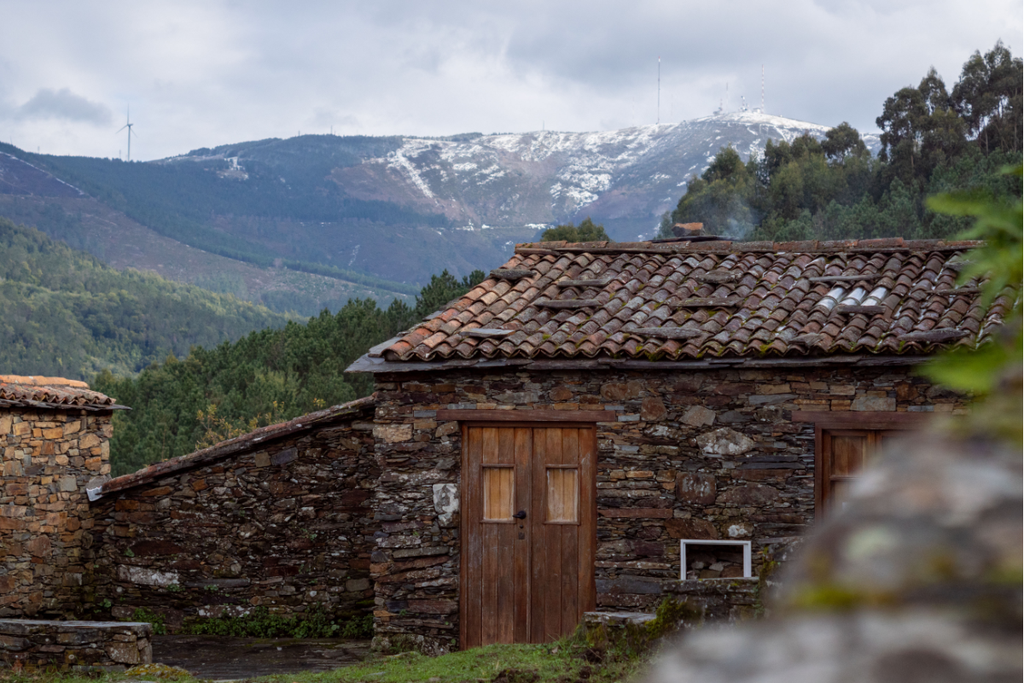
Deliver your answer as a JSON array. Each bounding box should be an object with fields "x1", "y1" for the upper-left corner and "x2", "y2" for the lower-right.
[
  {"x1": 665, "y1": 43, "x2": 1022, "y2": 241},
  {"x1": 0, "y1": 217, "x2": 289, "y2": 379},
  {"x1": 0, "y1": 138, "x2": 431, "y2": 293},
  {"x1": 95, "y1": 269, "x2": 483, "y2": 475}
]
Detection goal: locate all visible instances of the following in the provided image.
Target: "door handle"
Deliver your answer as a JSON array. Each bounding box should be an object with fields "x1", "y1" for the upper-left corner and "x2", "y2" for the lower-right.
[{"x1": 513, "y1": 510, "x2": 527, "y2": 519}]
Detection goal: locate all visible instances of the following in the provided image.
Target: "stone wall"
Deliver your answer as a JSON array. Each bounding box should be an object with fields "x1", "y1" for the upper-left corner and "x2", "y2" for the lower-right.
[
  {"x1": 369, "y1": 365, "x2": 968, "y2": 651},
  {"x1": 0, "y1": 408, "x2": 112, "y2": 618},
  {"x1": 662, "y1": 579, "x2": 759, "y2": 621},
  {"x1": 644, "y1": 417, "x2": 1021, "y2": 683},
  {"x1": 0, "y1": 619, "x2": 151, "y2": 671},
  {"x1": 86, "y1": 408, "x2": 378, "y2": 630}
]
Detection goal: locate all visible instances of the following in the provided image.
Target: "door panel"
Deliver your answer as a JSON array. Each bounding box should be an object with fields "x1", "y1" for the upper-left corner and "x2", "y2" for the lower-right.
[
  {"x1": 462, "y1": 424, "x2": 595, "y2": 648},
  {"x1": 818, "y1": 428, "x2": 910, "y2": 517},
  {"x1": 513, "y1": 428, "x2": 533, "y2": 643},
  {"x1": 829, "y1": 431, "x2": 868, "y2": 477},
  {"x1": 463, "y1": 427, "x2": 484, "y2": 644}
]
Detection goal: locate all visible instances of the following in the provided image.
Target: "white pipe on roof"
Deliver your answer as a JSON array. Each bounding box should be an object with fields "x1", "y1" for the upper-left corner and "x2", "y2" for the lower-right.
[
  {"x1": 816, "y1": 286, "x2": 846, "y2": 310},
  {"x1": 862, "y1": 286, "x2": 888, "y2": 307},
  {"x1": 839, "y1": 287, "x2": 867, "y2": 306}
]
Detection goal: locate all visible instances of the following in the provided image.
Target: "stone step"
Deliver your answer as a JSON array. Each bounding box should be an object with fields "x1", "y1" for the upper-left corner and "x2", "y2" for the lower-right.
[{"x1": 582, "y1": 611, "x2": 655, "y2": 628}]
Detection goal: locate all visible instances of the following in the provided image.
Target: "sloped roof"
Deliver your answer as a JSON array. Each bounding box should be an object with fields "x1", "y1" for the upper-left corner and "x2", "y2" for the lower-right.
[
  {"x1": 0, "y1": 375, "x2": 126, "y2": 411},
  {"x1": 98, "y1": 396, "x2": 375, "y2": 499},
  {"x1": 349, "y1": 237, "x2": 1012, "y2": 373}
]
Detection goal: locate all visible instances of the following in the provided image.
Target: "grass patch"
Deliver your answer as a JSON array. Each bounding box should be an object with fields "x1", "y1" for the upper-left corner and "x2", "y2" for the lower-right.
[
  {"x1": 0, "y1": 621, "x2": 660, "y2": 683},
  {"x1": 254, "y1": 638, "x2": 648, "y2": 683},
  {"x1": 0, "y1": 635, "x2": 652, "y2": 683}
]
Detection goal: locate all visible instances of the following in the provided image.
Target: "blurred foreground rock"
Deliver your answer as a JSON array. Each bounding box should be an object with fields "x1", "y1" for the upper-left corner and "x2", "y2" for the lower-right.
[{"x1": 647, "y1": 428, "x2": 1022, "y2": 683}]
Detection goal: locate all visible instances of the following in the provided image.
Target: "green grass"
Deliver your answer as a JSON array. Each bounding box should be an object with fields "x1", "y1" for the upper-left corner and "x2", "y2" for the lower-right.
[
  {"x1": 254, "y1": 640, "x2": 648, "y2": 683},
  {"x1": 0, "y1": 637, "x2": 651, "y2": 683}
]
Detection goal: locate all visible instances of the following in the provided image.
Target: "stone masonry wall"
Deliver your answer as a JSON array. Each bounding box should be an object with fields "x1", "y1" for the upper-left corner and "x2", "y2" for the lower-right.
[
  {"x1": 0, "y1": 619, "x2": 152, "y2": 671},
  {"x1": 0, "y1": 408, "x2": 112, "y2": 618},
  {"x1": 370, "y1": 365, "x2": 969, "y2": 651},
  {"x1": 86, "y1": 415, "x2": 378, "y2": 630}
]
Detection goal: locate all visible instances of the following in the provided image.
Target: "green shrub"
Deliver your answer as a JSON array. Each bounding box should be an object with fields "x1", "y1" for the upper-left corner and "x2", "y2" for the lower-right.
[
  {"x1": 131, "y1": 607, "x2": 168, "y2": 635},
  {"x1": 179, "y1": 605, "x2": 371, "y2": 639}
]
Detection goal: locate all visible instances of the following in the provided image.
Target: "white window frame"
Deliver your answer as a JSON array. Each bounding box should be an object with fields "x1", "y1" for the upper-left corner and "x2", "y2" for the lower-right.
[{"x1": 679, "y1": 539, "x2": 752, "y2": 579}]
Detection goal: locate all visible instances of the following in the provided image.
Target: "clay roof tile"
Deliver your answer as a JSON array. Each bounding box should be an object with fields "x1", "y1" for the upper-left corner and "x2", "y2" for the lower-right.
[{"x1": 366, "y1": 240, "x2": 1007, "y2": 366}]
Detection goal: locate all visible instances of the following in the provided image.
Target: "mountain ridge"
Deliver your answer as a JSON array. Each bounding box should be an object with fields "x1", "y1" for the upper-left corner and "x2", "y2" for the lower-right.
[{"x1": 0, "y1": 111, "x2": 873, "y2": 299}]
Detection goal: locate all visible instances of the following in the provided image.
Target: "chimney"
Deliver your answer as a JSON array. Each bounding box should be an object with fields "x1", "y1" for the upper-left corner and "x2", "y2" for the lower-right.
[{"x1": 672, "y1": 222, "x2": 705, "y2": 238}]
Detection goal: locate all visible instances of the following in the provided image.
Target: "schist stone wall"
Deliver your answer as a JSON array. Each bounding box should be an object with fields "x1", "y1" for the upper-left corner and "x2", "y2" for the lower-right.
[
  {"x1": 0, "y1": 408, "x2": 112, "y2": 618},
  {"x1": 85, "y1": 401, "x2": 378, "y2": 629},
  {"x1": 0, "y1": 619, "x2": 152, "y2": 671},
  {"x1": 369, "y1": 365, "x2": 969, "y2": 651}
]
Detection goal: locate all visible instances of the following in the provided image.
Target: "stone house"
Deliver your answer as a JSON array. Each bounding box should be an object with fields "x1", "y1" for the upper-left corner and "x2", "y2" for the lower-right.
[
  {"x1": 0, "y1": 375, "x2": 123, "y2": 618},
  {"x1": 346, "y1": 236, "x2": 1010, "y2": 653}
]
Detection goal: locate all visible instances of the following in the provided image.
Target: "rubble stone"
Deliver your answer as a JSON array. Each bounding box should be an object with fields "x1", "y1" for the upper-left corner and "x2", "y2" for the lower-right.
[
  {"x1": 0, "y1": 407, "x2": 112, "y2": 618},
  {"x1": 0, "y1": 620, "x2": 150, "y2": 669},
  {"x1": 87, "y1": 401, "x2": 377, "y2": 627}
]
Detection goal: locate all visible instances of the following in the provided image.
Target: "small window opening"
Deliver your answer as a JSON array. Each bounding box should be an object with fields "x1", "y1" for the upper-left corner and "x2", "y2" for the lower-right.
[
  {"x1": 483, "y1": 465, "x2": 514, "y2": 522},
  {"x1": 545, "y1": 467, "x2": 579, "y2": 524}
]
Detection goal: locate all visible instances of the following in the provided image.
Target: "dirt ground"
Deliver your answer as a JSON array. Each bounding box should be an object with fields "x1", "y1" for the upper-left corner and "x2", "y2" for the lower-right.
[{"x1": 152, "y1": 634, "x2": 373, "y2": 680}]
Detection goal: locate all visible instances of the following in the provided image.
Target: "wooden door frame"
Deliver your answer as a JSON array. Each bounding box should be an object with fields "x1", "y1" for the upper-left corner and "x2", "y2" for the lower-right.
[
  {"x1": 456, "y1": 419, "x2": 601, "y2": 648},
  {"x1": 792, "y1": 411, "x2": 929, "y2": 520}
]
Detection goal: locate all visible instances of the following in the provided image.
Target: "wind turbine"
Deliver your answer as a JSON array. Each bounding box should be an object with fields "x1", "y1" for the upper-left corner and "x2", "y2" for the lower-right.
[{"x1": 117, "y1": 107, "x2": 138, "y2": 161}]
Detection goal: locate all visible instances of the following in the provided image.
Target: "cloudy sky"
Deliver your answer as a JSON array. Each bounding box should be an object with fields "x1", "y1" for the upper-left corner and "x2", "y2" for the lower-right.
[{"x1": 1, "y1": 0, "x2": 1019, "y2": 161}]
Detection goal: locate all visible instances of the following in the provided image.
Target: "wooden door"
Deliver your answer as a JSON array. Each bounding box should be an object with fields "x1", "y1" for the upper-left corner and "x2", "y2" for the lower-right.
[
  {"x1": 461, "y1": 425, "x2": 596, "y2": 648},
  {"x1": 817, "y1": 428, "x2": 903, "y2": 516}
]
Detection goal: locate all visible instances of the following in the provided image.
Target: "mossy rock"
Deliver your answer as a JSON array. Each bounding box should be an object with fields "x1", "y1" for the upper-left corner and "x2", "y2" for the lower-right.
[{"x1": 125, "y1": 662, "x2": 192, "y2": 679}]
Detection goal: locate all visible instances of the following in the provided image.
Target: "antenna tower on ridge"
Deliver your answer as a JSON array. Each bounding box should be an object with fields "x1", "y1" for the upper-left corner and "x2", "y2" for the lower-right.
[
  {"x1": 116, "y1": 107, "x2": 138, "y2": 161},
  {"x1": 657, "y1": 56, "x2": 661, "y2": 125},
  {"x1": 761, "y1": 65, "x2": 765, "y2": 113}
]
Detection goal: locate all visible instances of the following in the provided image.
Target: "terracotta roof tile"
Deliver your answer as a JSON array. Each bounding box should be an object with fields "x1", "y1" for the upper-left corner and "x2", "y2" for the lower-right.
[
  {"x1": 0, "y1": 376, "x2": 124, "y2": 411},
  {"x1": 375, "y1": 239, "x2": 1010, "y2": 364}
]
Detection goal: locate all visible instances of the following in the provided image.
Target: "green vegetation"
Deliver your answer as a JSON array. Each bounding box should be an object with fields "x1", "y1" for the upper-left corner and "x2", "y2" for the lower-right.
[
  {"x1": 96, "y1": 268, "x2": 484, "y2": 476},
  {"x1": 0, "y1": 216, "x2": 289, "y2": 379},
  {"x1": 540, "y1": 218, "x2": 610, "y2": 242},
  {"x1": 581, "y1": 597, "x2": 700, "y2": 662},
  {"x1": 0, "y1": 634, "x2": 646, "y2": 682},
  {"x1": 131, "y1": 607, "x2": 168, "y2": 635},
  {"x1": 180, "y1": 606, "x2": 372, "y2": 639},
  {"x1": 663, "y1": 43, "x2": 1022, "y2": 241},
  {"x1": 921, "y1": 163, "x2": 1022, "y2": 442},
  {"x1": 317, "y1": 648, "x2": 627, "y2": 683},
  {"x1": 0, "y1": 136, "x2": 435, "y2": 297}
]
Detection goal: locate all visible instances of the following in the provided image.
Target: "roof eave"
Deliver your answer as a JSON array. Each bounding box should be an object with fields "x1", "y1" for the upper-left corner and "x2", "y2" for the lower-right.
[
  {"x1": 345, "y1": 352, "x2": 930, "y2": 375},
  {"x1": 0, "y1": 398, "x2": 129, "y2": 412}
]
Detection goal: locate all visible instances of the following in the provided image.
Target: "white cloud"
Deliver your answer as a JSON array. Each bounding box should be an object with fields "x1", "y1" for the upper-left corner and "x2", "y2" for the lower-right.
[
  {"x1": 0, "y1": 0, "x2": 1018, "y2": 159},
  {"x1": 14, "y1": 88, "x2": 113, "y2": 125}
]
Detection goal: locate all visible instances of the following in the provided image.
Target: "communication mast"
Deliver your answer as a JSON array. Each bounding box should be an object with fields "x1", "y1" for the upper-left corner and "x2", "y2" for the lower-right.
[{"x1": 761, "y1": 65, "x2": 765, "y2": 113}]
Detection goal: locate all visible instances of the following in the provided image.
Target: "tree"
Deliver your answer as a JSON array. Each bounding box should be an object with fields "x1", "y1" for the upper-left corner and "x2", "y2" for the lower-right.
[
  {"x1": 540, "y1": 218, "x2": 610, "y2": 242},
  {"x1": 666, "y1": 45, "x2": 1020, "y2": 246},
  {"x1": 876, "y1": 85, "x2": 928, "y2": 173},
  {"x1": 701, "y1": 145, "x2": 746, "y2": 182},
  {"x1": 952, "y1": 41, "x2": 1023, "y2": 154},
  {"x1": 413, "y1": 269, "x2": 486, "y2": 317},
  {"x1": 821, "y1": 122, "x2": 868, "y2": 163}
]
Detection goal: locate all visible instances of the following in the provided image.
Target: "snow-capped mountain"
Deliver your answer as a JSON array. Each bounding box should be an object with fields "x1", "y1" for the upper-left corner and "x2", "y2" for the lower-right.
[
  {"x1": 329, "y1": 110, "x2": 872, "y2": 242},
  {"x1": 3, "y1": 111, "x2": 868, "y2": 293}
]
